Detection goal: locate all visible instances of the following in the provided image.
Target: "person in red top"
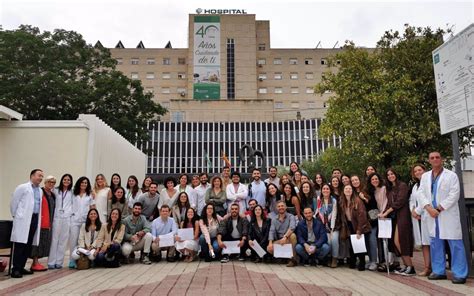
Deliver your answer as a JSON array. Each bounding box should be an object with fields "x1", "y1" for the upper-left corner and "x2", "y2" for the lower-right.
[{"x1": 30, "y1": 175, "x2": 56, "y2": 271}]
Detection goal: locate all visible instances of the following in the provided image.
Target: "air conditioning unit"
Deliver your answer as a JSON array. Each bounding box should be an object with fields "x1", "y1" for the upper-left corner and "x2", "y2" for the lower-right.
[
  {"x1": 258, "y1": 78, "x2": 264, "y2": 81},
  {"x1": 258, "y1": 64, "x2": 263, "y2": 68},
  {"x1": 180, "y1": 92, "x2": 186, "y2": 97}
]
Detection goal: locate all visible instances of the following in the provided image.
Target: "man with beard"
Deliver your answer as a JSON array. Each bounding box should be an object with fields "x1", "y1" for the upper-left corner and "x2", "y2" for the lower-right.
[
  {"x1": 194, "y1": 172, "x2": 211, "y2": 216},
  {"x1": 295, "y1": 207, "x2": 330, "y2": 266},
  {"x1": 264, "y1": 166, "x2": 280, "y2": 187},
  {"x1": 248, "y1": 168, "x2": 267, "y2": 207},
  {"x1": 121, "y1": 202, "x2": 153, "y2": 264},
  {"x1": 137, "y1": 182, "x2": 160, "y2": 221},
  {"x1": 217, "y1": 203, "x2": 249, "y2": 262},
  {"x1": 226, "y1": 171, "x2": 248, "y2": 215}
]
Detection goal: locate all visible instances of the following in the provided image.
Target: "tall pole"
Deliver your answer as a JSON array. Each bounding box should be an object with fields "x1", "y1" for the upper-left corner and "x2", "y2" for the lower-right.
[{"x1": 451, "y1": 131, "x2": 473, "y2": 276}]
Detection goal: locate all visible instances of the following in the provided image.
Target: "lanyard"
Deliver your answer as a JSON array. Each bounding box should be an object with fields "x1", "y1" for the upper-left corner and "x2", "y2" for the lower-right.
[
  {"x1": 431, "y1": 169, "x2": 443, "y2": 201},
  {"x1": 61, "y1": 190, "x2": 68, "y2": 210}
]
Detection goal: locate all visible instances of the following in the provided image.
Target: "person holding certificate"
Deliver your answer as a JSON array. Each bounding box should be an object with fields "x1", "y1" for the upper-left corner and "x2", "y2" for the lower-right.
[
  {"x1": 217, "y1": 203, "x2": 249, "y2": 263},
  {"x1": 150, "y1": 205, "x2": 178, "y2": 262},
  {"x1": 248, "y1": 205, "x2": 271, "y2": 262},
  {"x1": 295, "y1": 207, "x2": 330, "y2": 266},
  {"x1": 176, "y1": 208, "x2": 200, "y2": 262},
  {"x1": 267, "y1": 200, "x2": 298, "y2": 267},
  {"x1": 340, "y1": 184, "x2": 371, "y2": 271}
]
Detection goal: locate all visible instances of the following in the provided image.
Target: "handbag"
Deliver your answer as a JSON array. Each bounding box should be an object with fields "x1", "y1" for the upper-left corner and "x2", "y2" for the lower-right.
[
  {"x1": 76, "y1": 254, "x2": 90, "y2": 270},
  {"x1": 368, "y1": 209, "x2": 380, "y2": 221}
]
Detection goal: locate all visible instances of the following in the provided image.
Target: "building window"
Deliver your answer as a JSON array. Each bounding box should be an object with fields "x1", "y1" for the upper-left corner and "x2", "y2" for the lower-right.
[
  {"x1": 324, "y1": 90, "x2": 332, "y2": 94},
  {"x1": 146, "y1": 58, "x2": 155, "y2": 65},
  {"x1": 306, "y1": 87, "x2": 315, "y2": 94},
  {"x1": 258, "y1": 43, "x2": 266, "y2": 51},
  {"x1": 290, "y1": 72, "x2": 298, "y2": 80},
  {"x1": 274, "y1": 72, "x2": 282, "y2": 80},
  {"x1": 307, "y1": 101, "x2": 316, "y2": 109},
  {"x1": 178, "y1": 58, "x2": 186, "y2": 65},
  {"x1": 305, "y1": 72, "x2": 314, "y2": 80},
  {"x1": 227, "y1": 38, "x2": 235, "y2": 99},
  {"x1": 291, "y1": 101, "x2": 299, "y2": 108},
  {"x1": 163, "y1": 58, "x2": 171, "y2": 65},
  {"x1": 275, "y1": 101, "x2": 284, "y2": 109},
  {"x1": 257, "y1": 58, "x2": 266, "y2": 65},
  {"x1": 116, "y1": 58, "x2": 123, "y2": 65},
  {"x1": 336, "y1": 60, "x2": 341, "y2": 65},
  {"x1": 162, "y1": 87, "x2": 170, "y2": 94},
  {"x1": 171, "y1": 111, "x2": 185, "y2": 122},
  {"x1": 161, "y1": 101, "x2": 170, "y2": 109},
  {"x1": 131, "y1": 58, "x2": 139, "y2": 65},
  {"x1": 131, "y1": 72, "x2": 139, "y2": 79},
  {"x1": 304, "y1": 58, "x2": 313, "y2": 65},
  {"x1": 258, "y1": 73, "x2": 267, "y2": 81},
  {"x1": 258, "y1": 88, "x2": 267, "y2": 94},
  {"x1": 323, "y1": 102, "x2": 329, "y2": 108},
  {"x1": 274, "y1": 87, "x2": 283, "y2": 94},
  {"x1": 162, "y1": 72, "x2": 171, "y2": 79},
  {"x1": 146, "y1": 72, "x2": 155, "y2": 79},
  {"x1": 178, "y1": 72, "x2": 186, "y2": 79},
  {"x1": 291, "y1": 87, "x2": 299, "y2": 94},
  {"x1": 273, "y1": 58, "x2": 282, "y2": 65},
  {"x1": 321, "y1": 58, "x2": 328, "y2": 65},
  {"x1": 145, "y1": 87, "x2": 154, "y2": 94},
  {"x1": 289, "y1": 58, "x2": 298, "y2": 65}
]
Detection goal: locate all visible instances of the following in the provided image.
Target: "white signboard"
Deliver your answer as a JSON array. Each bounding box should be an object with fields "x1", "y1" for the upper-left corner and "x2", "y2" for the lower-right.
[{"x1": 432, "y1": 24, "x2": 474, "y2": 134}]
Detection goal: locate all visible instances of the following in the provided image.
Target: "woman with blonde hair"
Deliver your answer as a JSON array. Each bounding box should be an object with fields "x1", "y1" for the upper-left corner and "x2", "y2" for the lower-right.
[{"x1": 93, "y1": 174, "x2": 111, "y2": 223}]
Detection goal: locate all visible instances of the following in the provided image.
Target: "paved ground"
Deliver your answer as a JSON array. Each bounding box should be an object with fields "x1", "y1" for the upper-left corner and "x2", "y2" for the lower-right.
[{"x1": 0, "y1": 251, "x2": 472, "y2": 295}]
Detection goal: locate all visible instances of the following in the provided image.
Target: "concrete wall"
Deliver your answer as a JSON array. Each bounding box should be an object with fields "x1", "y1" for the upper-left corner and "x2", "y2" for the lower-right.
[{"x1": 0, "y1": 115, "x2": 147, "y2": 220}]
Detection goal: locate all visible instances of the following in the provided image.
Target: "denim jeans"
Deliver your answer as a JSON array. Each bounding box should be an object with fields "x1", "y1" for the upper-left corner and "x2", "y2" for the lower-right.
[
  {"x1": 368, "y1": 226, "x2": 378, "y2": 263},
  {"x1": 295, "y1": 243, "x2": 331, "y2": 262},
  {"x1": 199, "y1": 234, "x2": 219, "y2": 259},
  {"x1": 327, "y1": 231, "x2": 339, "y2": 258}
]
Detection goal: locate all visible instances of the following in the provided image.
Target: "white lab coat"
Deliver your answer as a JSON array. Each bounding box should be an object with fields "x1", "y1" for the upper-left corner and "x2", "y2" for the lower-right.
[
  {"x1": 226, "y1": 183, "x2": 249, "y2": 214},
  {"x1": 419, "y1": 169, "x2": 461, "y2": 240},
  {"x1": 10, "y1": 182, "x2": 42, "y2": 245}
]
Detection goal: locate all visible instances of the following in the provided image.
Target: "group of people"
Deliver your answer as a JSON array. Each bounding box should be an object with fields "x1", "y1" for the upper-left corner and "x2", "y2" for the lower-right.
[{"x1": 9, "y1": 151, "x2": 468, "y2": 284}]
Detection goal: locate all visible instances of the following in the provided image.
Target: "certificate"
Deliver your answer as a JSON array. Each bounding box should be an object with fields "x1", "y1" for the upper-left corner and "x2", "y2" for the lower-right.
[
  {"x1": 250, "y1": 240, "x2": 267, "y2": 258},
  {"x1": 177, "y1": 228, "x2": 194, "y2": 241},
  {"x1": 158, "y1": 232, "x2": 175, "y2": 247},
  {"x1": 350, "y1": 234, "x2": 367, "y2": 254},
  {"x1": 378, "y1": 219, "x2": 392, "y2": 239},
  {"x1": 222, "y1": 241, "x2": 241, "y2": 254},
  {"x1": 273, "y1": 243, "x2": 293, "y2": 258}
]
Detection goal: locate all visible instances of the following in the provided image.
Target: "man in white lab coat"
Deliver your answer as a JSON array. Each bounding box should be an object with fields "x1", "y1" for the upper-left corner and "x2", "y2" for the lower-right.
[
  {"x1": 10, "y1": 169, "x2": 44, "y2": 278},
  {"x1": 419, "y1": 152, "x2": 468, "y2": 284},
  {"x1": 226, "y1": 171, "x2": 248, "y2": 215}
]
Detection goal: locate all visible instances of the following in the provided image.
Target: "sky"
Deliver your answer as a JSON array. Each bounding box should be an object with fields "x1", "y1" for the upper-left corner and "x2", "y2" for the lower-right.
[{"x1": 1, "y1": 0, "x2": 473, "y2": 49}]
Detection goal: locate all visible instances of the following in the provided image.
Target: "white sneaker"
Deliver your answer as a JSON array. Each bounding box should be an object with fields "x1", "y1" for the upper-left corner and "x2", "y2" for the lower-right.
[{"x1": 368, "y1": 262, "x2": 378, "y2": 271}]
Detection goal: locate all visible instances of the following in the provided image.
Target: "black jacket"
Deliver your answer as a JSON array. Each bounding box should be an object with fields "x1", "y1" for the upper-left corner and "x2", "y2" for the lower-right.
[{"x1": 248, "y1": 218, "x2": 271, "y2": 246}]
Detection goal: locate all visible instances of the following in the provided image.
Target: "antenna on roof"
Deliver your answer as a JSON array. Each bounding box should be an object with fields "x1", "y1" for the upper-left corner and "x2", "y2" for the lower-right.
[
  {"x1": 115, "y1": 40, "x2": 124, "y2": 49},
  {"x1": 315, "y1": 41, "x2": 321, "y2": 49},
  {"x1": 333, "y1": 41, "x2": 339, "y2": 48},
  {"x1": 165, "y1": 41, "x2": 172, "y2": 48},
  {"x1": 137, "y1": 41, "x2": 145, "y2": 49}
]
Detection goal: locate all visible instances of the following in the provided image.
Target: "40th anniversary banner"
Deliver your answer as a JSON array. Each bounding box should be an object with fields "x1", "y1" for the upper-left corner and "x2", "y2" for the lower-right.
[{"x1": 193, "y1": 16, "x2": 221, "y2": 100}]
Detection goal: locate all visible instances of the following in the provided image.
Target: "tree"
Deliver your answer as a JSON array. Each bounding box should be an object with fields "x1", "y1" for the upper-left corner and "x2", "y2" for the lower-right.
[
  {"x1": 0, "y1": 25, "x2": 166, "y2": 143},
  {"x1": 314, "y1": 25, "x2": 472, "y2": 178}
]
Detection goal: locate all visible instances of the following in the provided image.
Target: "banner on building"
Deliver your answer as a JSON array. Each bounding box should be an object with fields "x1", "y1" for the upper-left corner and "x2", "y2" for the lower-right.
[{"x1": 193, "y1": 16, "x2": 220, "y2": 100}]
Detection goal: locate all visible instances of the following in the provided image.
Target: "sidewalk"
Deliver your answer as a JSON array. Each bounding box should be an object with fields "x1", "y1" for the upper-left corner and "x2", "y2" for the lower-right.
[{"x1": 0, "y1": 251, "x2": 472, "y2": 295}]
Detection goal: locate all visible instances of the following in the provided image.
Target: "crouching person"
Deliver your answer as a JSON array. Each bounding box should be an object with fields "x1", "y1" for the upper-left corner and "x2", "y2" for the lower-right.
[
  {"x1": 151, "y1": 205, "x2": 178, "y2": 262},
  {"x1": 121, "y1": 202, "x2": 153, "y2": 265},
  {"x1": 267, "y1": 201, "x2": 298, "y2": 267},
  {"x1": 95, "y1": 208, "x2": 125, "y2": 268},
  {"x1": 217, "y1": 203, "x2": 249, "y2": 263},
  {"x1": 71, "y1": 209, "x2": 102, "y2": 265},
  {"x1": 295, "y1": 207, "x2": 330, "y2": 266}
]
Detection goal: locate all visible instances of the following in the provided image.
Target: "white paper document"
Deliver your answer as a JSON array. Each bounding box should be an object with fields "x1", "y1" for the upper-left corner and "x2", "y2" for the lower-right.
[
  {"x1": 350, "y1": 234, "x2": 367, "y2": 254},
  {"x1": 77, "y1": 247, "x2": 95, "y2": 257},
  {"x1": 273, "y1": 243, "x2": 293, "y2": 258},
  {"x1": 158, "y1": 232, "x2": 175, "y2": 247},
  {"x1": 222, "y1": 241, "x2": 241, "y2": 254},
  {"x1": 250, "y1": 240, "x2": 267, "y2": 258},
  {"x1": 177, "y1": 228, "x2": 194, "y2": 241},
  {"x1": 378, "y1": 218, "x2": 392, "y2": 239}
]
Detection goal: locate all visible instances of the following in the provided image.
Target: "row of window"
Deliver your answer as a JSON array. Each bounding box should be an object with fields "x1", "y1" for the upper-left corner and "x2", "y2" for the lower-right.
[
  {"x1": 145, "y1": 87, "x2": 187, "y2": 95},
  {"x1": 258, "y1": 72, "x2": 317, "y2": 80},
  {"x1": 131, "y1": 72, "x2": 186, "y2": 80},
  {"x1": 117, "y1": 57, "x2": 186, "y2": 65},
  {"x1": 259, "y1": 87, "x2": 323, "y2": 94},
  {"x1": 257, "y1": 57, "x2": 337, "y2": 66}
]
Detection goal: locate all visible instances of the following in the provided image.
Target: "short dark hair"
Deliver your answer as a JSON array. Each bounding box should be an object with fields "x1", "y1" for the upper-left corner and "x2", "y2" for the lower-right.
[
  {"x1": 160, "y1": 204, "x2": 171, "y2": 211},
  {"x1": 252, "y1": 168, "x2": 261, "y2": 173},
  {"x1": 149, "y1": 182, "x2": 158, "y2": 187},
  {"x1": 30, "y1": 169, "x2": 43, "y2": 177},
  {"x1": 199, "y1": 172, "x2": 208, "y2": 178},
  {"x1": 164, "y1": 176, "x2": 177, "y2": 187},
  {"x1": 223, "y1": 166, "x2": 230, "y2": 170},
  {"x1": 332, "y1": 168, "x2": 342, "y2": 174},
  {"x1": 269, "y1": 166, "x2": 277, "y2": 172},
  {"x1": 231, "y1": 171, "x2": 241, "y2": 178},
  {"x1": 230, "y1": 203, "x2": 240, "y2": 209},
  {"x1": 133, "y1": 202, "x2": 143, "y2": 209},
  {"x1": 248, "y1": 198, "x2": 257, "y2": 205}
]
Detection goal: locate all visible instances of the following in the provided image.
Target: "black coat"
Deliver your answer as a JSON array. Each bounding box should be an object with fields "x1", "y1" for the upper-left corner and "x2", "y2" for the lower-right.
[{"x1": 248, "y1": 218, "x2": 271, "y2": 247}]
